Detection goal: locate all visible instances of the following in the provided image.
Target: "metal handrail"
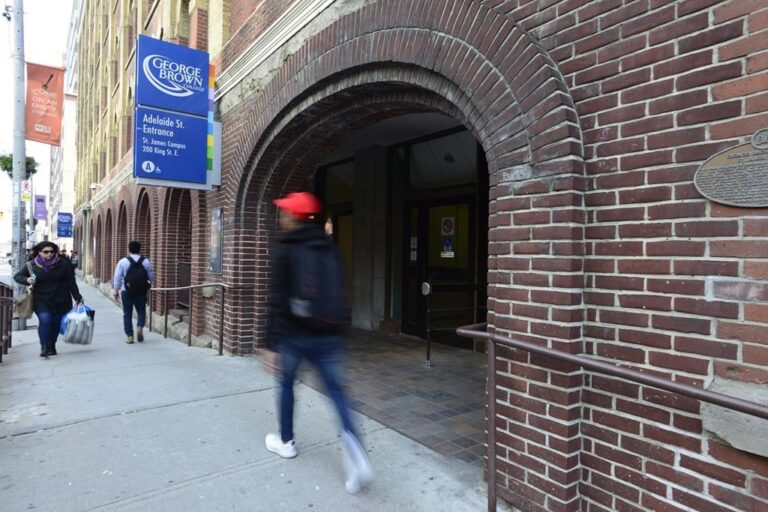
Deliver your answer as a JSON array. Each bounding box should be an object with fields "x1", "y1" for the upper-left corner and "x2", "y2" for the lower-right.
[
  {"x1": 148, "y1": 282, "x2": 246, "y2": 356},
  {"x1": 456, "y1": 322, "x2": 768, "y2": 512},
  {"x1": 0, "y1": 282, "x2": 13, "y2": 363}
]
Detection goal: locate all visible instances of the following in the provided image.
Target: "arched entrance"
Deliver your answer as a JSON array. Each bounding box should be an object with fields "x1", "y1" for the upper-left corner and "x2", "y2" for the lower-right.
[
  {"x1": 93, "y1": 215, "x2": 102, "y2": 283},
  {"x1": 116, "y1": 202, "x2": 129, "y2": 260},
  {"x1": 162, "y1": 189, "x2": 193, "y2": 310},
  {"x1": 135, "y1": 189, "x2": 152, "y2": 258},
  {"x1": 223, "y1": 3, "x2": 585, "y2": 507},
  {"x1": 104, "y1": 210, "x2": 114, "y2": 283}
]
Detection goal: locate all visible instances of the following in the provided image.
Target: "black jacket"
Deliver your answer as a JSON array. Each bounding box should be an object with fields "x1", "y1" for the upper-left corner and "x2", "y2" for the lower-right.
[
  {"x1": 265, "y1": 223, "x2": 343, "y2": 350},
  {"x1": 14, "y1": 258, "x2": 82, "y2": 314}
]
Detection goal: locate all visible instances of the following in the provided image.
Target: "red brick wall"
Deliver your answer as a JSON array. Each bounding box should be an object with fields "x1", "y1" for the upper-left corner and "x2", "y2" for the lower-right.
[
  {"x1": 190, "y1": 5, "x2": 209, "y2": 50},
  {"x1": 224, "y1": 0, "x2": 296, "y2": 69},
  {"x1": 482, "y1": 0, "x2": 768, "y2": 511}
]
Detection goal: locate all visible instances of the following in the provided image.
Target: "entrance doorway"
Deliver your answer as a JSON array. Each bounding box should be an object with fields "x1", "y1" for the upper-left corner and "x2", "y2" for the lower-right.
[
  {"x1": 314, "y1": 114, "x2": 487, "y2": 348},
  {"x1": 402, "y1": 199, "x2": 482, "y2": 346}
]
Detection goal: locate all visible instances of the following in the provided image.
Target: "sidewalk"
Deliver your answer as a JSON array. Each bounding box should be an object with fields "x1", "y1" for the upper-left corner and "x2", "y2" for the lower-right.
[{"x1": 0, "y1": 280, "x2": 492, "y2": 512}]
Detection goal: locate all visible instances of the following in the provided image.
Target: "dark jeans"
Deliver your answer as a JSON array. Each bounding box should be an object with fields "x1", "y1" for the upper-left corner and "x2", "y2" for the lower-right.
[
  {"x1": 277, "y1": 335, "x2": 356, "y2": 442},
  {"x1": 120, "y1": 291, "x2": 147, "y2": 336},
  {"x1": 37, "y1": 311, "x2": 65, "y2": 350}
]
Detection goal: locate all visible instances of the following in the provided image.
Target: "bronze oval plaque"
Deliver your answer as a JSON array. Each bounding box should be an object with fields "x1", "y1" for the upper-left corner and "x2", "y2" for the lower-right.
[{"x1": 694, "y1": 141, "x2": 768, "y2": 208}]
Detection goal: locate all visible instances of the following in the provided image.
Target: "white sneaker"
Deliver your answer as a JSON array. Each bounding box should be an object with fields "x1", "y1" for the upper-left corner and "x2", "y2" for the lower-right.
[
  {"x1": 341, "y1": 430, "x2": 373, "y2": 494},
  {"x1": 265, "y1": 433, "x2": 298, "y2": 458}
]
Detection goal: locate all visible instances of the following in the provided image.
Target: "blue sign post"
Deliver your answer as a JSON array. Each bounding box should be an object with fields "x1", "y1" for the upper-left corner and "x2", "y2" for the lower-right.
[
  {"x1": 134, "y1": 35, "x2": 210, "y2": 189},
  {"x1": 57, "y1": 212, "x2": 73, "y2": 237}
]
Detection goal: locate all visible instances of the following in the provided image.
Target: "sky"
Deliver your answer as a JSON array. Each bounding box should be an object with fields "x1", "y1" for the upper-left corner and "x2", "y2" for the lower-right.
[{"x1": 0, "y1": 0, "x2": 74, "y2": 251}]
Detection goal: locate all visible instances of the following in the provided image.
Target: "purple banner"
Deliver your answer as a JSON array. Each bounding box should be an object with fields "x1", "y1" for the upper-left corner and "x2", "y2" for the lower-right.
[{"x1": 34, "y1": 195, "x2": 47, "y2": 220}]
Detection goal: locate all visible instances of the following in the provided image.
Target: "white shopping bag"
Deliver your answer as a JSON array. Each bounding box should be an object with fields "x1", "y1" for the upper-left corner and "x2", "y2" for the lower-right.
[{"x1": 63, "y1": 305, "x2": 95, "y2": 345}]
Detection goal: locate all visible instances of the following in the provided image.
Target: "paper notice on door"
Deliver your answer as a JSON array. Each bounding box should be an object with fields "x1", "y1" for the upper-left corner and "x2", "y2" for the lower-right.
[{"x1": 441, "y1": 236, "x2": 454, "y2": 258}]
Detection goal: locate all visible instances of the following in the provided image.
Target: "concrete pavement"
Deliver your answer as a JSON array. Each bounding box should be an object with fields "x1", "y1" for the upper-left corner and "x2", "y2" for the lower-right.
[{"x1": 0, "y1": 278, "x2": 493, "y2": 511}]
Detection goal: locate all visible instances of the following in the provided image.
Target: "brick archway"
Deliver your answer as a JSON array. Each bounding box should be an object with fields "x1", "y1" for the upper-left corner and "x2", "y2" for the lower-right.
[
  {"x1": 116, "y1": 202, "x2": 129, "y2": 261},
  {"x1": 223, "y1": 2, "x2": 585, "y2": 507},
  {"x1": 103, "y1": 210, "x2": 114, "y2": 283},
  {"x1": 158, "y1": 189, "x2": 193, "y2": 311},
  {"x1": 135, "y1": 189, "x2": 153, "y2": 259},
  {"x1": 93, "y1": 215, "x2": 103, "y2": 282}
]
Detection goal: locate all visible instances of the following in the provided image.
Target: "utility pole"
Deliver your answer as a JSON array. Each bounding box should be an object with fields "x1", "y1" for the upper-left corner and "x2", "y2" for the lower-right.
[{"x1": 11, "y1": 0, "x2": 26, "y2": 330}]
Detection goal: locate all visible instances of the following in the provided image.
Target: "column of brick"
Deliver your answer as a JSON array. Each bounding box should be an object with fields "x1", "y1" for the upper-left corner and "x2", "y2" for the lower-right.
[{"x1": 188, "y1": 192, "x2": 207, "y2": 337}]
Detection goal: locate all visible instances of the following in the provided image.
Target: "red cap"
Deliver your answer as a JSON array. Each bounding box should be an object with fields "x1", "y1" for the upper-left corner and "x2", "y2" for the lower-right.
[{"x1": 273, "y1": 192, "x2": 322, "y2": 219}]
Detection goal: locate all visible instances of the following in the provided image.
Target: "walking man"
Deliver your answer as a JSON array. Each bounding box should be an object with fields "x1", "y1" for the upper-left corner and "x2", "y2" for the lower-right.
[
  {"x1": 264, "y1": 192, "x2": 373, "y2": 494},
  {"x1": 112, "y1": 241, "x2": 153, "y2": 344}
]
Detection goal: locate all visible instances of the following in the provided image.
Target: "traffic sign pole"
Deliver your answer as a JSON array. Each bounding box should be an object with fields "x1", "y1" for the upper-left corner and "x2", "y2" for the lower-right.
[{"x1": 11, "y1": 0, "x2": 27, "y2": 330}]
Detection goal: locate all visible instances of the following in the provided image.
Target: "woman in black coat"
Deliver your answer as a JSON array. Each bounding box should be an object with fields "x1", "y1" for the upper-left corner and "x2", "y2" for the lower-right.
[{"x1": 14, "y1": 241, "x2": 83, "y2": 357}]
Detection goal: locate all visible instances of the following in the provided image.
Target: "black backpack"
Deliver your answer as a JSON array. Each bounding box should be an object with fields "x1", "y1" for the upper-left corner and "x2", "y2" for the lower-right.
[
  {"x1": 288, "y1": 238, "x2": 347, "y2": 332},
  {"x1": 124, "y1": 257, "x2": 150, "y2": 296}
]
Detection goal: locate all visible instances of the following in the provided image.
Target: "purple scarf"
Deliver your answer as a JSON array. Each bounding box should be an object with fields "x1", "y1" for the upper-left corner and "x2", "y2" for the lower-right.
[{"x1": 34, "y1": 254, "x2": 60, "y2": 272}]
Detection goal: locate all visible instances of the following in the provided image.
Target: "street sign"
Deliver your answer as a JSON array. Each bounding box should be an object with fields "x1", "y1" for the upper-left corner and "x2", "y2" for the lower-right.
[
  {"x1": 57, "y1": 212, "x2": 73, "y2": 237},
  {"x1": 21, "y1": 180, "x2": 31, "y2": 193},
  {"x1": 133, "y1": 35, "x2": 211, "y2": 189},
  {"x1": 133, "y1": 106, "x2": 208, "y2": 184}
]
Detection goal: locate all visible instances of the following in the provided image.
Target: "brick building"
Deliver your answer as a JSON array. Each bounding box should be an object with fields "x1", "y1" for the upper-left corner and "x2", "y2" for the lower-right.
[{"x1": 73, "y1": 1, "x2": 768, "y2": 510}]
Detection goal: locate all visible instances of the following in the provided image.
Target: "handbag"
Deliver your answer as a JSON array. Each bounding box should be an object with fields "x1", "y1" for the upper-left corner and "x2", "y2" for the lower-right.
[{"x1": 13, "y1": 262, "x2": 35, "y2": 319}]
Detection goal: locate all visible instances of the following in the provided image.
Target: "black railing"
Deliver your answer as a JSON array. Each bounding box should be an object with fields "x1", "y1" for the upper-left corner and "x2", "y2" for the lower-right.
[
  {"x1": 0, "y1": 281, "x2": 14, "y2": 363},
  {"x1": 148, "y1": 283, "x2": 256, "y2": 356},
  {"x1": 456, "y1": 323, "x2": 768, "y2": 512}
]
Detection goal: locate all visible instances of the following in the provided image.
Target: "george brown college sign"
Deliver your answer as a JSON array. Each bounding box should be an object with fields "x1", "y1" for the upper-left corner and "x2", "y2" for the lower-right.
[{"x1": 694, "y1": 129, "x2": 768, "y2": 208}]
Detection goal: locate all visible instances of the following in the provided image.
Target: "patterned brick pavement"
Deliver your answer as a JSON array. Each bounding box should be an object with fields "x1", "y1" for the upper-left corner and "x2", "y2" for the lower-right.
[{"x1": 303, "y1": 329, "x2": 487, "y2": 467}]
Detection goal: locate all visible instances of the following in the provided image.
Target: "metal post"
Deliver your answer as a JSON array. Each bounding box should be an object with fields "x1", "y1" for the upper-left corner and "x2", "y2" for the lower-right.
[
  {"x1": 425, "y1": 297, "x2": 432, "y2": 367},
  {"x1": 421, "y1": 280, "x2": 432, "y2": 368},
  {"x1": 148, "y1": 290, "x2": 153, "y2": 331},
  {"x1": 187, "y1": 289, "x2": 192, "y2": 346},
  {"x1": 218, "y1": 286, "x2": 224, "y2": 356},
  {"x1": 0, "y1": 301, "x2": 5, "y2": 363},
  {"x1": 163, "y1": 290, "x2": 168, "y2": 338},
  {"x1": 486, "y1": 336, "x2": 497, "y2": 512},
  {"x1": 10, "y1": 0, "x2": 27, "y2": 331}
]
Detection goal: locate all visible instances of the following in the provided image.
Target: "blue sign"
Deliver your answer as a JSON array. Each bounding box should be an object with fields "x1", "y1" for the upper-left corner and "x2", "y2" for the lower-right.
[
  {"x1": 57, "y1": 212, "x2": 73, "y2": 237},
  {"x1": 135, "y1": 35, "x2": 209, "y2": 116},
  {"x1": 133, "y1": 106, "x2": 208, "y2": 184}
]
